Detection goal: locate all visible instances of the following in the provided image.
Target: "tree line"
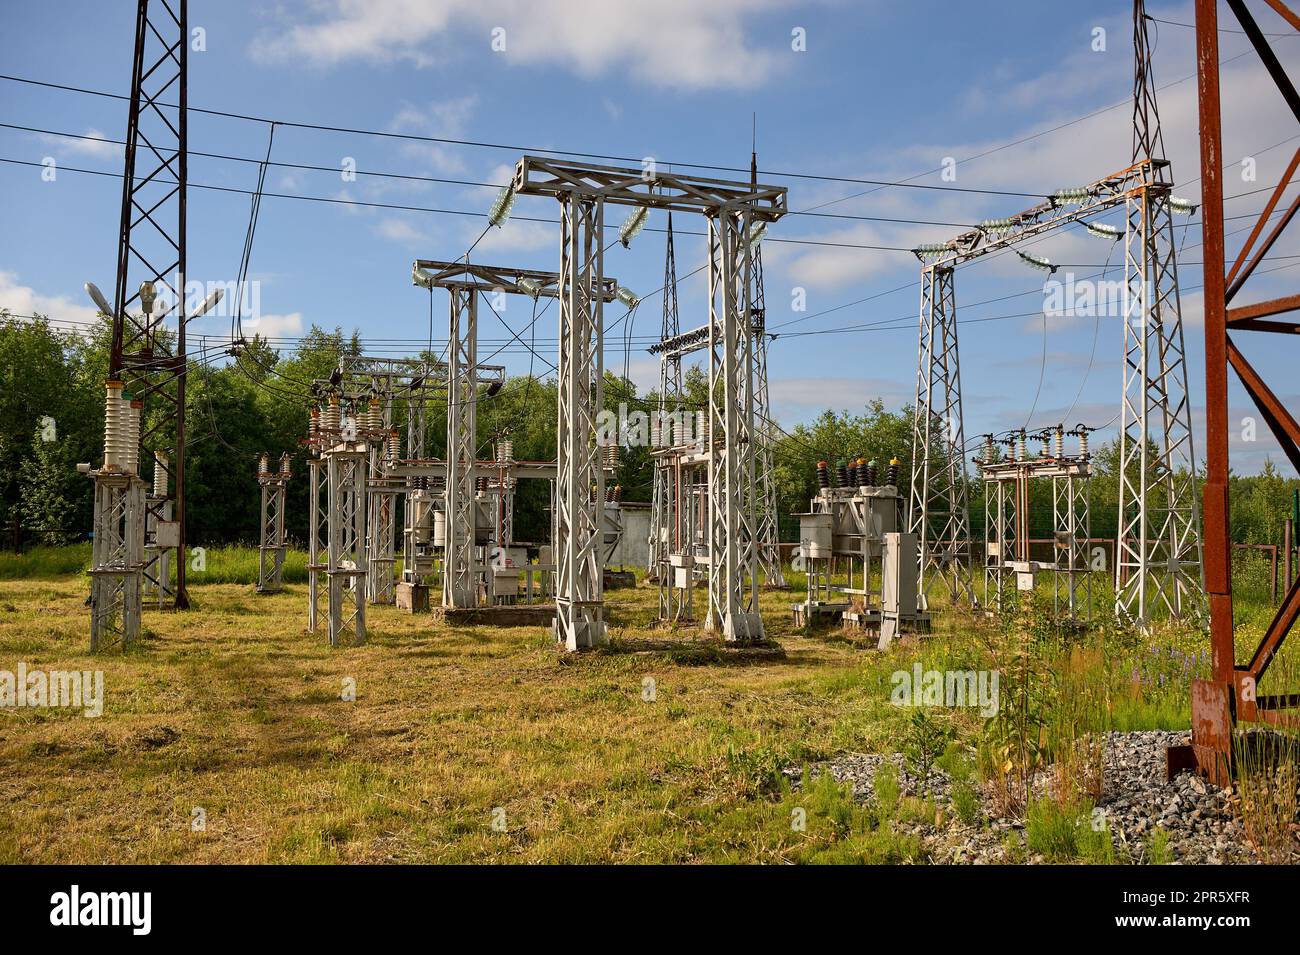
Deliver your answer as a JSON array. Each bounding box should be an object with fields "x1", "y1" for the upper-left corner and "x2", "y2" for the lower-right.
[{"x1": 2, "y1": 311, "x2": 1297, "y2": 553}]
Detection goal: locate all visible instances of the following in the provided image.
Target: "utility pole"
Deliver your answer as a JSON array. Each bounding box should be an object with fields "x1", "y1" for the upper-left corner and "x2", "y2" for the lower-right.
[{"x1": 107, "y1": 0, "x2": 190, "y2": 610}]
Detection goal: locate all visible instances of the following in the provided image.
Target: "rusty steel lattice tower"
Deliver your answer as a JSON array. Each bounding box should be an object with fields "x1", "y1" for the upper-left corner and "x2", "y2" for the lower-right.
[
  {"x1": 1168, "y1": 0, "x2": 1300, "y2": 783},
  {"x1": 108, "y1": 0, "x2": 191, "y2": 609}
]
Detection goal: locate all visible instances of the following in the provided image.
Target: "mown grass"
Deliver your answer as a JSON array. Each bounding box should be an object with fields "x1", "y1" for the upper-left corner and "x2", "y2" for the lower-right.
[{"x1": 0, "y1": 549, "x2": 1291, "y2": 864}]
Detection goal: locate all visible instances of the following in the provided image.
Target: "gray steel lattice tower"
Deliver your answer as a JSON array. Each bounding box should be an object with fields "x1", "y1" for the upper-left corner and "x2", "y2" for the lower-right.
[
  {"x1": 647, "y1": 213, "x2": 682, "y2": 585},
  {"x1": 908, "y1": 264, "x2": 974, "y2": 605},
  {"x1": 1114, "y1": 1, "x2": 1205, "y2": 624},
  {"x1": 749, "y1": 237, "x2": 786, "y2": 589}
]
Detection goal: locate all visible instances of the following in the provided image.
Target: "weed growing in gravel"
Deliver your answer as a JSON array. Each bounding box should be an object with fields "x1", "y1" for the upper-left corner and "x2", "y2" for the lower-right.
[
  {"x1": 1025, "y1": 798, "x2": 1089, "y2": 861},
  {"x1": 781, "y1": 771, "x2": 925, "y2": 863},
  {"x1": 873, "y1": 762, "x2": 901, "y2": 818},
  {"x1": 1002, "y1": 830, "x2": 1026, "y2": 863},
  {"x1": 937, "y1": 744, "x2": 981, "y2": 827},
  {"x1": 1145, "y1": 827, "x2": 1172, "y2": 865},
  {"x1": 1234, "y1": 732, "x2": 1300, "y2": 864},
  {"x1": 902, "y1": 709, "x2": 953, "y2": 799},
  {"x1": 1076, "y1": 815, "x2": 1116, "y2": 864}
]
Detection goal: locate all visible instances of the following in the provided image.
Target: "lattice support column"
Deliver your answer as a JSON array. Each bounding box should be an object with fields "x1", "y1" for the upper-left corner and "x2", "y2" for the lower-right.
[
  {"x1": 1053, "y1": 470, "x2": 1092, "y2": 621},
  {"x1": 705, "y1": 208, "x2": 763, "y2": 642},
  {"x1": 443, "y1": 286, "x2": 479, "y2": 609},
  {"x1": 256, "y1": 454, "x2": 290, "y2": 594},
  {"x1": 648, "y1": 216, "x2": 681, "y2": 587},
  {"x1": 1115, "y1": 182, "x2": 1205, "y2": 625},
  {"x1": 142, "y1": 452, "x2": 172, "y2": 607},
  {"x1": 306, "y1": 457, "x2": 328, "y2": 632},
  {"x1": 326, "y1": 448, "x2": 367, "y2": 647},
  {"x1": 908, "y1": 264, "x2": 975, "y2": 607},
  {"x1": 89, "y1": 473, "x2": 145, "y2": 652},
  {"x1": 553, "y1": 194, "x2": 608, "y2": 650},
  {"x1": 749, "y1": 243, "x2": 786, "y2": 589},
  {"x1": 366, "y1": 487, "x2": 397, "y2": 604}
]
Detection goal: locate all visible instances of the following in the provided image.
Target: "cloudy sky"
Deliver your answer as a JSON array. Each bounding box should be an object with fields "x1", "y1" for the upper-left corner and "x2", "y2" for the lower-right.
[{"x1": 2, "y1": 0, "x2": 1298, "y2": 473}]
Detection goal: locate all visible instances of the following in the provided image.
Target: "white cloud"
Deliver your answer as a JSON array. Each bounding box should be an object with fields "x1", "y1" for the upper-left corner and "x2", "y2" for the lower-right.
[
  {"x1": 472, "y1": 219, "x2": 554, "y2": 256},
  {"x1": 390, "y1": 96, "x2": 479, "y2": 175},
  {"x1": 246, "y1": 312, "x2": 304, "y2": 338},
  {"x1": 376, "y1": 216, "x2": 428, "y2": 244},
  {"x1": 769, "y1": 374, "x2": 911, "y2": 420},
  {"x1": 249, "y1": 0, "x2": 789, "y2": 89},
  {"x1": 0, "y1": 271, "x2": 100, "y2": 328},
  {"x1": 762, "y1": 6, "x2": 1300, "y2": 302},
  {"x1": 40, "y1": 128, "x2": 121, "y2": 161}
]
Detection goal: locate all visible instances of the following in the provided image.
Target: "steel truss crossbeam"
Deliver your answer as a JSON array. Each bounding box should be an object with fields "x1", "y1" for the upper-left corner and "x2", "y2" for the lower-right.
[
  {"x1": 1174, "y1": 0, "x2": 1300, "y2": 784},
  {"x1": 412, "y1": 260, "x2": 616, "y2": 614},
  {"x1": 514, "y1": 156, "x2": 787, "y2": 645}
]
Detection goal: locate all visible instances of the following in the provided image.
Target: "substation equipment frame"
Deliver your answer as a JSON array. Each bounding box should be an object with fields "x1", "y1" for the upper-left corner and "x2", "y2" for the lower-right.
[
  {"x1": 412, "y1": 260, "x2": 618, "y2": 612},
  {"x1": 910, "y1": 7, "x2": 1203, "y2": 627},
  {"x1": 512, "y1": 155, "x2": 788, "y2": 648},
  {"x1": 647, "y1": 204, "x2": 787, "y2": 627},
  {"x1": 305, "y1": 358, "x2": 452, "y2": 635},
  {"x1": 975, "y1": 427, "x2": 1093, "y2": 620},
  {"x1": 793, "y1": 458, "x2": 926, "y2": 648},
  {"x1": 86, "y1": 381, "x2": 146, "y2": 651},
  {"x1": 306, "y1": 391, "x2": 379, "y2": 646},
  {"x1": 1170, "y1": 0, "x2": 1300, "y2": 783},
  {"x1": 255, "y1": 452, "x2": 292, "y2": 594}
]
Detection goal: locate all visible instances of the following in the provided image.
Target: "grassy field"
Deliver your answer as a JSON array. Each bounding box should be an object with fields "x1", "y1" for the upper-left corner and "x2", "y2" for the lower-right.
[{"x1": 0, "y1": 548, "x2": 1293, "y2": 864}]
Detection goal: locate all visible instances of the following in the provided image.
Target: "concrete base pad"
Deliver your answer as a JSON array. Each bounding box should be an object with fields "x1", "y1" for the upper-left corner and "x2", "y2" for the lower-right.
[
  {"x1": 433, "y1": 603, "x2": 557, "y2": 627},
  {"x1": 603, "y1": 570, "x2": 637, "y2": 589}
]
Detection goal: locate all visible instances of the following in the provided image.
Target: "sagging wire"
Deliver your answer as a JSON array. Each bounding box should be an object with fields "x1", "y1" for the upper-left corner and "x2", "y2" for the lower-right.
[{"x1": 232, "y1": 121, "x2": 277, "y2": 344}]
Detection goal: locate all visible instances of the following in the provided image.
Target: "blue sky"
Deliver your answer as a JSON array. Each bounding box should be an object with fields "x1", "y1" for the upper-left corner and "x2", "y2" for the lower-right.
[{"x1": 2, "y1": 0, "x2": 1298, "y2": 474}]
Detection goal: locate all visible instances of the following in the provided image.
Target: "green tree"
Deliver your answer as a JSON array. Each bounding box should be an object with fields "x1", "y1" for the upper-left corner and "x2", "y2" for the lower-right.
[{"x1": 18, "y1": 426, "x2": 82, "y2": 545}]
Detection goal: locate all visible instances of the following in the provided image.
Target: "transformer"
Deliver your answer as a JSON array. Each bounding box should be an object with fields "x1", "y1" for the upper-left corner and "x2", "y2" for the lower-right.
[{"x1": 792, "y1": 457, "x2": 926, "y2": 647}]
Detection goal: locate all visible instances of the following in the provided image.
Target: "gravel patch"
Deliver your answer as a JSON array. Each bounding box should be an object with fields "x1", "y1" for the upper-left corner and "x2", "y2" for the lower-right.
[{"x1": 789, "y1": 730, "x2": 1288, "y2": 864}]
